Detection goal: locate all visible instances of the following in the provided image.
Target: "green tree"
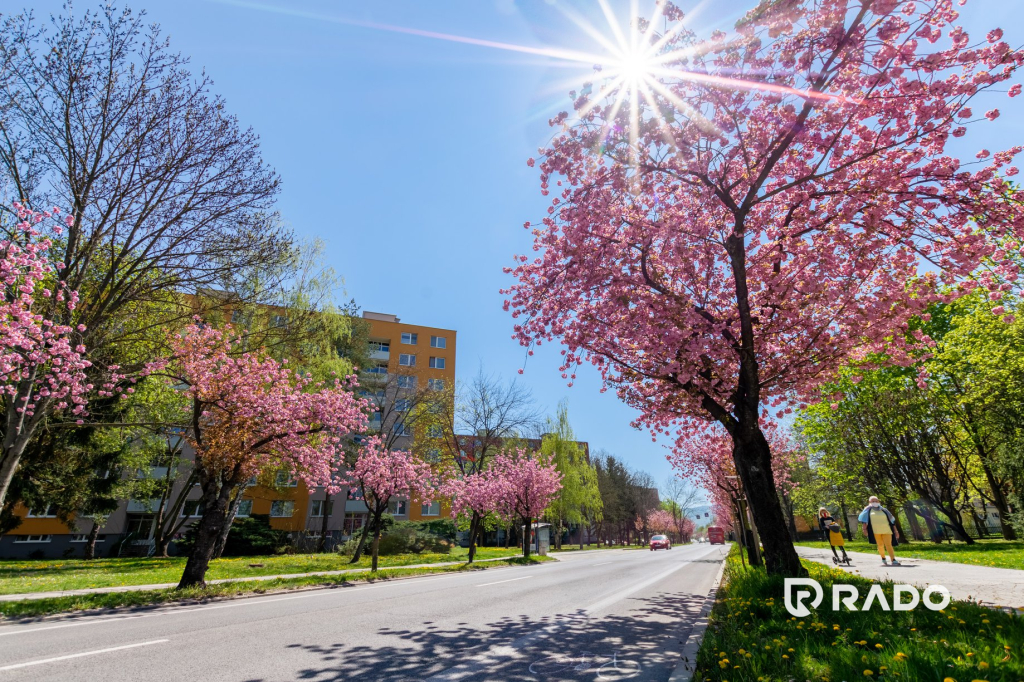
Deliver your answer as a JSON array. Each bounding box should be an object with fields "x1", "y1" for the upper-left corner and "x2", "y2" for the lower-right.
[{"x1": 542, "y1": 402, "x2": 602, "y2": 549}]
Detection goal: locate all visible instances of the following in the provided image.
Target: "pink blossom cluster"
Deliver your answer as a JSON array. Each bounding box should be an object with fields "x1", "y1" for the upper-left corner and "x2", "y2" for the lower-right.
[
  {"x1": 350, "y1": 436, "x2": 436, "y2": 512},
  {"x1": 504, "y1": 1, "x2": 1024, "y2": 448},
  {"x1": 669, "y1": 419, "x2": 801, "y2": 521},
  {"x1": 489, "y1": 448, "x2": 563, "y2": 522},
  {"x1": 150, "y1": 323, "x2": 368, "y2": 491},
  {"x1": 0, "y1": 203, "x2": 92, "y2": 426}
]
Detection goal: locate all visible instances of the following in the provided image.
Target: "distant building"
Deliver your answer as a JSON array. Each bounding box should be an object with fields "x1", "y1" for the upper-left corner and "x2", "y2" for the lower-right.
[{"x1": 0, "y1": 310, "x2": 457, "y2": 559}]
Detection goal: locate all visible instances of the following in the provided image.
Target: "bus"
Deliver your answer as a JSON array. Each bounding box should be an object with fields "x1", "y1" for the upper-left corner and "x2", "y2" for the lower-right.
[{"x1": 707, "y1": 526, "x2": 726, "y2": 545}]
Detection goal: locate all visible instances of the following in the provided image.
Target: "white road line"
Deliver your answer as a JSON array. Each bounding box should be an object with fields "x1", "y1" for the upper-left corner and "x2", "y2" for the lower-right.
[
  {"x1": 594, "y1": 561, "x2": 614, "y2": 566},
  {"x1": 476, "y1": 576, "x2": 533, "y2": 588},
  {"x1": 0, "y1": 569, "x2": 500, "y2": 638},
  {"x1": 0, "y1": 639, "x2": 168, "y2": 672}
]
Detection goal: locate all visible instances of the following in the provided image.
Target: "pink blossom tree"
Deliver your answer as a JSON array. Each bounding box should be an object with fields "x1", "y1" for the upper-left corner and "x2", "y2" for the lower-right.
[
  {"x1": 0, "y1": 204, "x2": 97, "y2": 508},
  {"x1": 443, "y1": 471, "x2": 501, "y2": 562},
  {"x1": 490, "y1": 448, "x2": 562, "y2": 558},
  {"x1": 150, "y1": 324, "x2": 368, "y2": 588},
  {"x1": 505, "y1": 1, "x2": 1024, "y2": 575},
  {"x1": 350, "y1": 436, "x2": 436, "y2": 571}
]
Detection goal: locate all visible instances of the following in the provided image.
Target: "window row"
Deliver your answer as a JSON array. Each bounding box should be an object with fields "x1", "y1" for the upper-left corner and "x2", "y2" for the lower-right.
[
  {"x1": 396, "y1": 355, "x2": 446, "y2": 370},
  {"x1": 399, "y1": 333, "x2": 448, "y2": 349}
]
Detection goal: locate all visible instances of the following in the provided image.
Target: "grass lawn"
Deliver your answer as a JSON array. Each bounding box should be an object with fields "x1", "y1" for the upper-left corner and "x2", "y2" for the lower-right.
[
  {"x1": 0, "y1": 546, "x2": 517, "y2": 595},
  {"x1": 695, "y1": 546, "x2": 1024, "y2": 681},
  {"x1": 797, "y1": 538, "x2": 1024, "y2": 571},
  {"x1": 0, "y1": 555, "x2": 553, "y2": 619}
]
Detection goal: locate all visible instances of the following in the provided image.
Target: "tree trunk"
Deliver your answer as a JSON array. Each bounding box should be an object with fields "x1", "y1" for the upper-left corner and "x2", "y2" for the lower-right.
[
  {"x1": 903, "y1": 503, "x2": 924, "y2": 541},
  {"x1": 731, "y1": 424, "x2": 803, "y2": 576},
  {"x1": 213, "y1": 489, "x2": 246, "y2": 559},
  {"x1": 177, "y1": 482, "x2": 234, "y2": 589},
  {"x1": 839, "y1": 500, "x2": 852, "y2": 541},
  {"x1": 522, "y1": 516, "x2": 532, "y2": 559},
  {"x1": 892, "y1": 510, "x2": 909, "y2": 544},
  {"x1": 0, "y1": 434, "x2": 31, "y2": 511},
  {"x1": 349, "y1": 514, "x2": 373, "y2": 563},
  {"x1": 84, "y1": 518, "x2": 102, "y2": 560},
  {"x1": 467, "y1": 511, "x2": 480, "y2": 563},
  {"x1": 505, "y1": 523, "x2": 511, "y2": 549},
  {"x1": 317, "y1": 492, "x2": 332, "y2": 553},
  {"x1": 782, "y1": 492, "x2": 798, "y2": 540},
  {"x1": 370, "y1": 513, "x2": 383, "y2": 572}
]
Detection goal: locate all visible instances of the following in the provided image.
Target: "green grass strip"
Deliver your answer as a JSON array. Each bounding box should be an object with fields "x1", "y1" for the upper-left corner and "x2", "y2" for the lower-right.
[
  {"x1": 0, "y1": 556, "x2": 552, "y2": 620},
  {"x1": 695, "y1": 545, "x2": 1024, "y2": 681}
]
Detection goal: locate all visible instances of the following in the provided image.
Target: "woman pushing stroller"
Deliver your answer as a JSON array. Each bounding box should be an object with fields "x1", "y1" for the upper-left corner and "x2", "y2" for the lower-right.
[{"x1": 818, "y1": 507, "x2": 852, "y2": 565}]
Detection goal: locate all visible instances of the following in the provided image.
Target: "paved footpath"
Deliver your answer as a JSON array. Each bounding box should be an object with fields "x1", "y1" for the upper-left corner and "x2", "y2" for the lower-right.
[
  {"x1": 0, "y1": 555, "x2": 522, "y2": 602},
  {"x1": 796, "y1": 546, "x2": 1024, "y2": 610},
  {"x1": 0, "y1": 543, "x2": 729, "y2": 681}
]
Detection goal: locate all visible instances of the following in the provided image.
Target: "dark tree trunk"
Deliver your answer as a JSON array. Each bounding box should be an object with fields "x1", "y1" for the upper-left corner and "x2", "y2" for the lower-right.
[
  {"x1": 892, "y1": 510, "x2": 909, "y2": 544},
  {"x1": 349, "y1": 514, "x2": 373, "y2": 563},
  {"x1": 213, "y1": 489, "x2": 245, "y2": 559},
  {"x1": 177, "y1": 483, "x2": 234, "y2": 589},
  {"x1": 370, "y1": 511, "x2": 383, "y2": 572},
  {"x1": 84, "y1": 518, "x2": 102, "y2": 560},
  {"x1": 731, "y1": 423, "x2": 804, "y2": 576},
  {"x1": 467, "y1": 511, "x2": 480, "y2": 563},
  {"x1": 317, "y1": 492, "x2": 332, "y2": 553},
  {"x1": 839, "y1": 500, "x2": 852, "y2": 541},
  {"x1": 904, "y1": 503, "x2": 924, "y2": 541},
  {"x1": 522, "y1": 516, "x2": 532, "y2": 559}
]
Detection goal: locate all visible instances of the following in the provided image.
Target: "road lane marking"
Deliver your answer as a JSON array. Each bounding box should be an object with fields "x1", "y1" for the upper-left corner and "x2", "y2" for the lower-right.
[
  {"x1": 476, "y1": 576, "x2": 533, "y2": 587},
  {"x1": 0, "y1": 570, "x2": 491, "y2": 638},
  {"x1": 0, "y1": 639, "x2": 168, "y2": 671},
  {"x1": 425, "y1": 544, "x2": 726, "y2": 681},
  {"x1": 594, "y1": 561, "x2": 613, "y2": 566}
]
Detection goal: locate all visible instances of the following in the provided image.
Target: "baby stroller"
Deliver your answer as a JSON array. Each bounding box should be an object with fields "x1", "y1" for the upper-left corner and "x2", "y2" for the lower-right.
[{"x1": 826, "y1": 521, "x2": 852, "y2": 566}]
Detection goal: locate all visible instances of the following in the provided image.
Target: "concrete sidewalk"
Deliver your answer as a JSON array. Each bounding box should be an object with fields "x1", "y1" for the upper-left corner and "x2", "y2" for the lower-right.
[
  {"x1": 0, "y1": 554, "x2": 520, "y2": 603},
  {"x1": 796, "y1": 546, "x2": 1024, "y2": 610}
]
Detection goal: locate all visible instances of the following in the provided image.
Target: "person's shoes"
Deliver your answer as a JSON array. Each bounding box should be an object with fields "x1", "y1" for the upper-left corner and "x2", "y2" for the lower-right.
[
  {"x1": 881, "y1": 558, "x2": 888, "y2": 565},
  {"x1": 891, "y1": 560, "x2": 901, "y2": 566}
]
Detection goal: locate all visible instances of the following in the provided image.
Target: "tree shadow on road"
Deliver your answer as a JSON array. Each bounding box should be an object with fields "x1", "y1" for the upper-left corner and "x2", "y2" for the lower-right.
[{"x1": 254, "y1": 590, "x2": 706, "y2": 682}]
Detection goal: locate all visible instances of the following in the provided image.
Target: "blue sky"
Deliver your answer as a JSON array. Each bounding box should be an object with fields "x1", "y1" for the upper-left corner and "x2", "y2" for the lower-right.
[{"x1": 8, "y1": 0, "x2": 1024, "y2": 491}]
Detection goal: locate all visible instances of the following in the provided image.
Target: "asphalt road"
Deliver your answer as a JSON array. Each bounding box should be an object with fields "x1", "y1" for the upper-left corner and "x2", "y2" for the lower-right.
[{"x1": 0, "y1": 542, "x2": 728, "y2": 682}]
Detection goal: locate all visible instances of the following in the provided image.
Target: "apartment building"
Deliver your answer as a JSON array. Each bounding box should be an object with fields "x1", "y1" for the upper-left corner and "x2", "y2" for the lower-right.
[{"x1": 0, "y1": 311, "x2": 457, "y2": 559}]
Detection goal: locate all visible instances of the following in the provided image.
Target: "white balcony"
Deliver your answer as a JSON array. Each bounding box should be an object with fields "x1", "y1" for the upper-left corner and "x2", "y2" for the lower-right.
[{"x1": 369, "y1": 349, "x2": 390, "y2": 361}]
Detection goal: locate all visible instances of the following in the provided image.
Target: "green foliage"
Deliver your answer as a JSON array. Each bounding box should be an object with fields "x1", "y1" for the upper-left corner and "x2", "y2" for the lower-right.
[
  {"x1": 175, "y1": 515, "x2": 289, "y2": 557},
  {"x1": 696, "y1": 545, "x2": 1024, "y2": 681},
  {"x1": 543, "y1": 401, "x2": 602, "y2": 545},
  {"x1": 376, "y1": 524, "x2": 453, "y2": 556}
]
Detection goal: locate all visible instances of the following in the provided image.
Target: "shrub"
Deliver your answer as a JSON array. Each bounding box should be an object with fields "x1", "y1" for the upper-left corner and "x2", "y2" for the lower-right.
[
  {"x1": 175, "y1": 514, "x2": 289, "y2": 557},
  {"x1": 377, "y1": 523, "x2": 453, "y2": 555}
]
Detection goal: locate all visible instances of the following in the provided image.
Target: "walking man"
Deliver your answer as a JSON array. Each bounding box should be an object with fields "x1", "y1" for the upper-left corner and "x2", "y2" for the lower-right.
[{"x1": 858, "y1": 495, "x2": 901, "y2": 565}]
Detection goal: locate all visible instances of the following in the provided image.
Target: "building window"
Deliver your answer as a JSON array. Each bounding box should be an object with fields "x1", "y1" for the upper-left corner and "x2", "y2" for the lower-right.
[
  {"x1": 275, "y1": 471, "x2": 299, "y2": 487},
  {"x1": 428, "y1": 378, "x2": 445, "y2": 391},
  {"x1": 421, "y1": 501, "x2": 441, "y2": 516},
  {"x1": 429, "y1": 357, "x2": 446, "y2": 370},
  {"x1": 236, "y1": 500, "x2": 253, "y2": 518},
  {"x1": 310, "y1": 500, "x2": 334, "y2": 517},
  {"x1": 270, "y1": 500, "x2": 295, "y2": 517},
  {"x1": 245, "y1": 476, "x2": 258, "y2": 488},
  {"x1": 427, "y1": 425, "x2": 444, "y2": 438},
  {"x1": 397, "y1": 375, "x2": 417, "y2": 389},
  {"x1": 399, "y1": 353, "x2": 416, "y2": 367},
  {"x1": 70, "y1": 534, "x2": 106, "y2": 543},
  {"x1": 343, "y1": 513, "x2": 367, "y2": 534},
  {"x1": 395, "y1": 398, "x2": 412, "y2": 412},
  {"x1": 181, "y1": 500, "x2": 204, "y2": 517},
  {"x1": 397, "y1": 423, "x2": 414, "y2": 437},
  {"x1": 425, "y1": 448, "x2": 443, "y2": 464},
  {"x1": 367, "y1": 363, "x2": 388, "y2": 375},
  {"x1": 369, "y1": 341, "x2": 390, "y2": 353},
  {"x1": 388, "y1": 499, "x2": 408, "y2": 516},
  {"x1": 430, "y1": 336, "x2": 447, "y2": 349},
  {"x1": 27, "y1": 505, "x2": 57, "y2": 518},
  {"x1": 14, "y1": 535, "x2": 51, "y2": 543},
  {"x1": 401, "y1": 332, "x2": 418, "y2": 345}
]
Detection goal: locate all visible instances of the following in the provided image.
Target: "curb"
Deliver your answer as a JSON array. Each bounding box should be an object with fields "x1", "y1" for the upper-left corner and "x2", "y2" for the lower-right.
[{"x1": 668, "y1": 547, "x2": 729, "y2": 682}]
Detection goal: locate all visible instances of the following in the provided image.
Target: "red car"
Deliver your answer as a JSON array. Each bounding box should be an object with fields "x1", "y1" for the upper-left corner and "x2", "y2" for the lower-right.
[{"x1": 649, "y1": 534, "x2": 671, "y2": 551}]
